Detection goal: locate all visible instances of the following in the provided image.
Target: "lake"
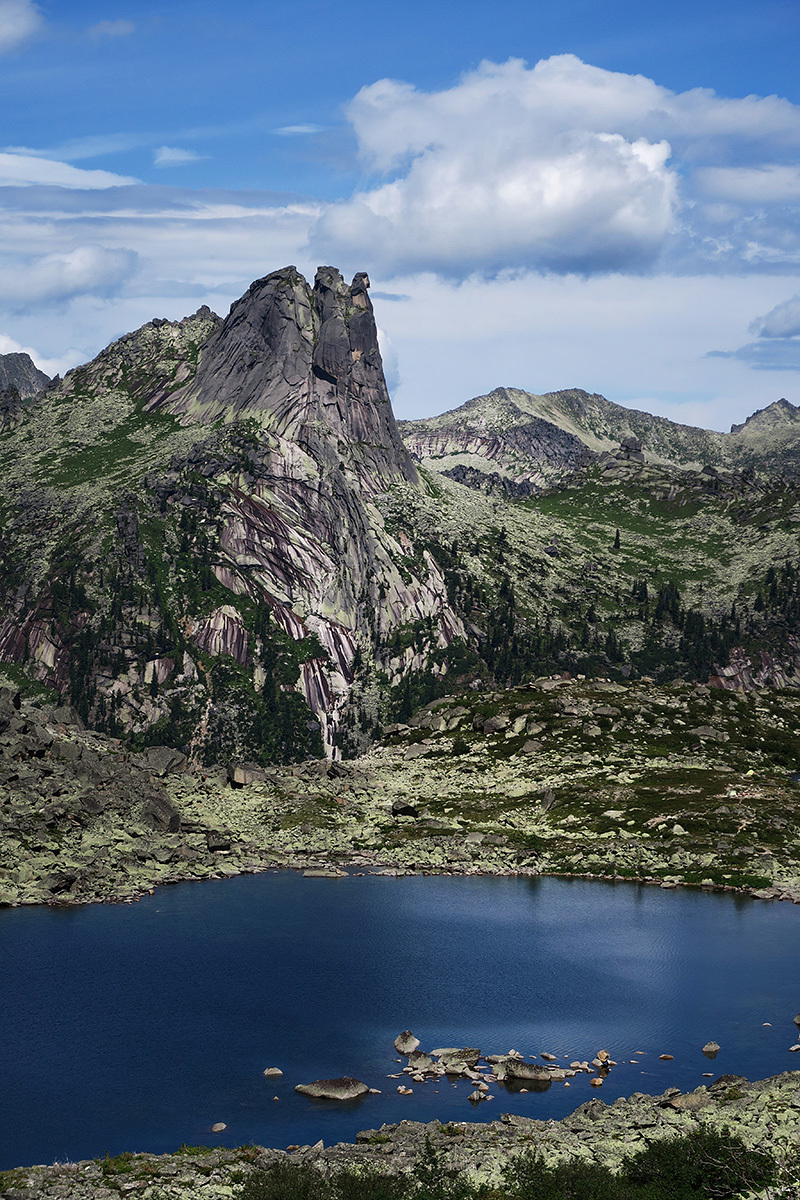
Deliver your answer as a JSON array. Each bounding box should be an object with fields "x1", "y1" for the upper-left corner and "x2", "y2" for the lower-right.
[{"x1": 1, "y1": 872, "x2": 799, "y2": 1170}]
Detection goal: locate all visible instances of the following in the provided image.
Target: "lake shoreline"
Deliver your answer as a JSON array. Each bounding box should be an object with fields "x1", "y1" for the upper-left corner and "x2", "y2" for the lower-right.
[
  {"x1": 3, "y1": 677, "x2": 800, "y2": 911},
  {"x1": 3, "y1": 1071, "x2": 799, "y2": 1197},
  {"x1": 6, "y1": 857, "x2": 800, "y2": 913}
]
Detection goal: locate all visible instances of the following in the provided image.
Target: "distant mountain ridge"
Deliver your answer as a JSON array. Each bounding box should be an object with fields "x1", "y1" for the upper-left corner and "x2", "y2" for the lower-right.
[{"x1": 399, "y1": 386, "x2": 800, "y2": 486}]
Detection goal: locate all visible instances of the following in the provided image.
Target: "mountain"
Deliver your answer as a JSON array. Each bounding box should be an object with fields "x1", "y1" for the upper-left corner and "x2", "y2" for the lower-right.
[
  {"x1": 0, "y1": 351, "x2": 50, "y2": 425},
  {"x1": 1, "y1": 267, "x2": 800, "y2": 772},
  {"x1": 0, "y1": 267, "x2": 464, "y2": 763},
  {"x1": 399, "y1": 386, "x2": 800, "y2": 487},
  {"x1": 0, "y1": 351, "x2": 49, "y2": 398}
]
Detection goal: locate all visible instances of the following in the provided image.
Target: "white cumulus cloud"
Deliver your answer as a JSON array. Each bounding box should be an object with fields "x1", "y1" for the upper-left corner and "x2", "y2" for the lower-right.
[
  {"x1": 0, "y1": 0, "x2": 42, "y2": 53},
  {"x1": 311, "y1": 55, "x2": 800, "y2": 278},
  {"x1": 312, "y1": 57, "x2": 681, "y2": 276}
]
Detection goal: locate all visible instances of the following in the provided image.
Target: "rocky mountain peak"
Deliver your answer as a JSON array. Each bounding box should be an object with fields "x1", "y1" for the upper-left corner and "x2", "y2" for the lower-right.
[
  {"x1": 0, "y1": 351, "x2": 50, "y2": 398},
  {"x1": 730, "y1": 397, "x2": 800, "y2": 435},
  {"x1": 0, "y1": 352, "x2": 51, "y2": 427},
  {"x1": 149, "y1": 265, "x2": 416, "y2": 489}
]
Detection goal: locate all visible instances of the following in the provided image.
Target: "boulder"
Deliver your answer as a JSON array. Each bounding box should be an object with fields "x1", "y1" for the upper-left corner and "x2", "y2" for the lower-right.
[
  {"x1": 688, "y1": 726, "x2": 729, "y2": 743},
  {"x1": 664, "y1": 1090, "x2": 711, "y2": 1112},
  {"x1": 483, "y1": 715, "x2": 510, "y2": 734},
  {"x1": 295, "y1": 1078, "x2": 368, "y2": 1101},
  {"x1": 394, "y1": 1030, "x2": 420, "y2": 1055},
  {"x1": 51, "y1": 740, "x2": 82, "y2": 763},
  {"x1": 142, "y1": 794, "x2": 181, "y2": 833},
  {"x1": 504, "y1": 1059, "x2": 554, "y2": 1082},
  {"x1": 539, "y1": 787, "x2": 558, "y2": 811},
  {"x1": 43, "y1": 870, "x2": 76, "y2": 894},
  {"x1": 263, "y1": 1068, "x2": 283, "y2": 1077},
  {"x1": 793, "y1": 1014, "x2": 800, "y2": 1028},
  {"x1": 134, "y1": 746, "x2": 187, "y2": 776},
  {"x1": 702, "y1": 1042, "x2": 721, "y2": 1058},
  {"x1": 206, "y1": 830, "x2": 231, "y2": 852},
  {"x1": 392, "y1": 799, "x2": 419, "y2": 818},
  {"x1": 48, "y1": 704, "x2": 83, "y2": 727},
  {"x1": 438, "y1": 1047, "x2": 480, "y2": 1068},
  {"x1": 227, "y1": 762, "x2": 268, "y2": 788}
]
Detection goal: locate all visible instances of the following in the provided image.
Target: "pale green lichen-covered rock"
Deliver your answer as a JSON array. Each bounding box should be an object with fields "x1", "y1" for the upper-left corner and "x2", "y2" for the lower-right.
[{"x1": 3, "y1": 1073, "x2": 798, "y2": 1196}]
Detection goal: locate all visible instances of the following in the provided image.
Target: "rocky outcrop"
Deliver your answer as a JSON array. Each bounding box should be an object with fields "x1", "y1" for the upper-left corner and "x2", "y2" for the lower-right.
[
  {"x1": 709, "y1": 643, "x2": 800, "y2": 692},
  {"x1": 0, "y1": 351, "x2": 49, "y2": 398},
  {"x1": 0, "y1": 354, "x2": 50, "y2": 427},
  {"x1": 0, "y1": 269, "x2": 467, "y2": 762},
  {"x1": 149, "y1": 266, "x2": 416, "y2": 492}
]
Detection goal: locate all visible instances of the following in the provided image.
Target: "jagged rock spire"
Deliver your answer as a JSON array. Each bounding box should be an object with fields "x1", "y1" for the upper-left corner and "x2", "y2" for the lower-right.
[{"x1": 149, "y1": 265, "x2": 416, "y2": 488}]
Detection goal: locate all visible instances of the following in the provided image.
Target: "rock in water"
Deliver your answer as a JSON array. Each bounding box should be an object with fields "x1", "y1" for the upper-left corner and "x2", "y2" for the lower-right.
[
  {"x1": 702, "y1": 1041, "x2": 721, "y2": 1058},
  {"x1": 794, "y1": 1013, "x2": 800, "y2": 1028},
  {"x1": 295, "y1": 1077, "x2": 369, "y2": 1101},
  {"x1": 394, "y1": 1030, "x2": 420, "y2": 1055}
]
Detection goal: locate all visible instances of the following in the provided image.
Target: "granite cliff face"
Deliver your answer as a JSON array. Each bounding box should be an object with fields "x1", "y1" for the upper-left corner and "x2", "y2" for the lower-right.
[
  {"x1": 149, "y1": 266, "x2": 417, "y2": 492},
  {"x1": 0, "y1": 267, "x2": 461, "y2": 762}
]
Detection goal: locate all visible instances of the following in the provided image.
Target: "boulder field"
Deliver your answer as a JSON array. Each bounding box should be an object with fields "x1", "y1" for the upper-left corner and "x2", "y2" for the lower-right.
[
  {"x1": 2, "y1": 1072, "x2": 798, "y2": 1198},
  {"x1": 2, "y1": 674, "x2": 800, "y2": 908}
]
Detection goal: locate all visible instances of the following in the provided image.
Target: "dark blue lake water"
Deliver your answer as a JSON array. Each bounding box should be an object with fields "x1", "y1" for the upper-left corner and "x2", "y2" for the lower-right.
[{"x1": 2, "y1": 872, "x2": 800, "y2": 1170}]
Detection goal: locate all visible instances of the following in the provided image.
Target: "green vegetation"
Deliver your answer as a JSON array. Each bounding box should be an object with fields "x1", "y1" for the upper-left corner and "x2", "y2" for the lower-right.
[{"x1": 238, "y1": 1129, "x2": 779, "y2": 1200}]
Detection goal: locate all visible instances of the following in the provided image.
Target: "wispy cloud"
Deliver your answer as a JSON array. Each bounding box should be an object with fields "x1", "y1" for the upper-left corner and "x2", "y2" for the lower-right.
[
  {"x1": 0, "y1": 151, "x2": 137, "y2": 188},
  {"x1": 694, "y1": 165, "x2": 800, "y2": 204},
  {"x1": 87, "y1": 19, "x2": 134, "y2": 39},
  {"x1": 153, "y1": 146, "x2": 208, "y2": 167},
  {"x1": 709, "y1": 292, "x2": 800, "y2": 371},
  {"x1": 0, "y1": 245, "x2": 137, "y2": 308},
  {"x1": 275, "y1": 124, "x2": 326, "y2": 136},
  {"x1": 0, "y1": 0, "x2": 42, "y2": 53}
]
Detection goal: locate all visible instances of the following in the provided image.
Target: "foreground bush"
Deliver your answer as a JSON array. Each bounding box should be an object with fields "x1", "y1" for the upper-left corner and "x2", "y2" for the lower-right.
[{"x1": 238, "y1": 1126, "x2": 777, "y2": 1200}]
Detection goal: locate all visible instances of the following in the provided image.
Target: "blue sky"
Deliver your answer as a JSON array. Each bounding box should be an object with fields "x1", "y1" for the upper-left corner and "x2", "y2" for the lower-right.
[{"x1": 2, "y1": 0, "x2": 800, "y2": 428}]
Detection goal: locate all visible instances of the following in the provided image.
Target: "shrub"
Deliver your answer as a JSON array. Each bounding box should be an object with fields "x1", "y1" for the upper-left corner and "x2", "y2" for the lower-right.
[
  {"x1": 620, "y1": 1125, "x2": 776, "y2": 1199},
  {"x1": 239, "y1": 1160, "x2": 331, "y2": 1200}
]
